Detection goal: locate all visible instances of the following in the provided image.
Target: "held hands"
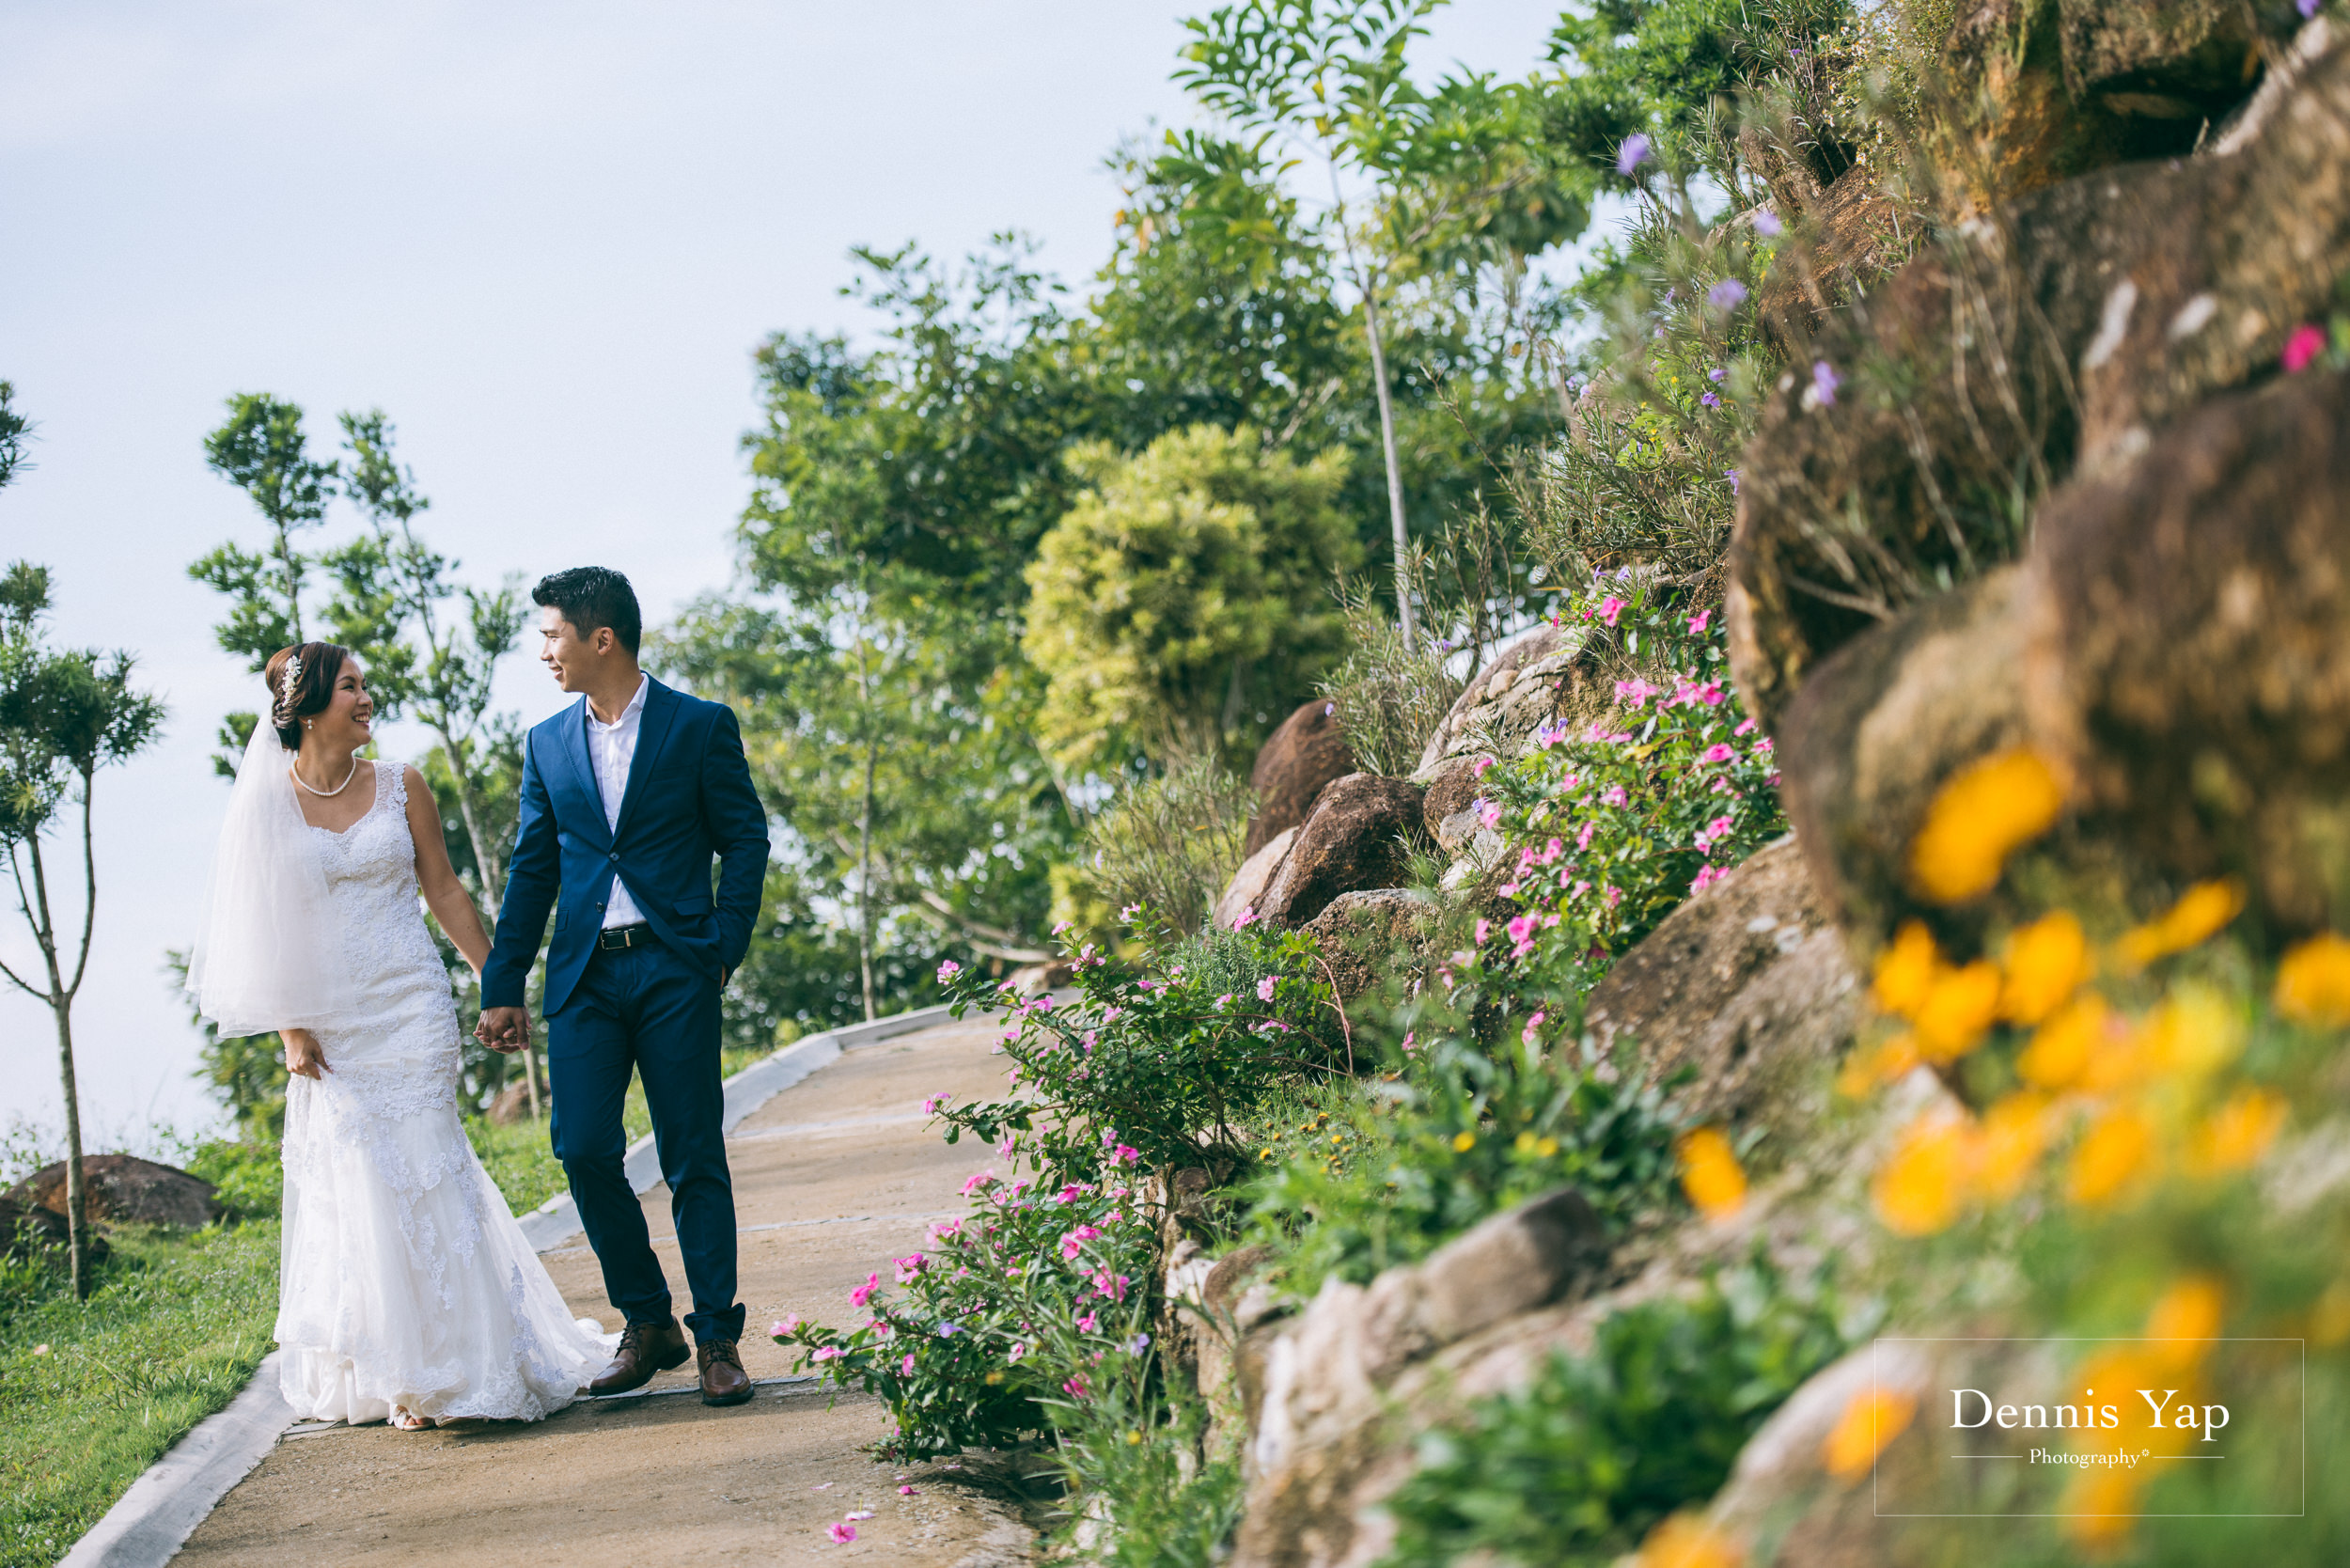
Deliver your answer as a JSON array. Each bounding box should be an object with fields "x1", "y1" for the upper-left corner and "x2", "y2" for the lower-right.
[
  {"x1": 476, "y1": 1006, "x2": 533, "y2": 1054},
  {"x1": 284, "y1": 1028, "x2": 331, "y2": 1080}
]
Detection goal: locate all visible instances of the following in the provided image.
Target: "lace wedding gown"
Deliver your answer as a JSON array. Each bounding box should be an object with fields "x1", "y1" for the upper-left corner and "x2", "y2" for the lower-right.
[{"x1": 275, "y1": 762, "x2": 608, "y2": 1423}]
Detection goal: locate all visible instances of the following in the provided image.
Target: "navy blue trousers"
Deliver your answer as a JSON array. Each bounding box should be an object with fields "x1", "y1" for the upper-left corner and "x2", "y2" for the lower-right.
[{"x1": 546, "y1": 940, "x2": 744, "y2": 1345}]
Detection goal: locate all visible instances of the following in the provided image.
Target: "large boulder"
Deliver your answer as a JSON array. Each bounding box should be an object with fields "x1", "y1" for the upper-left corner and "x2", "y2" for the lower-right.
[
  {"x1": 1729, "y1": 18, "x2": 2350, "y2": 733},
  {"x1": 1583, "y1": 837, "x2": 1863, "y2": 1128},
  {"x1": 1214, "y1": 827, "x2": 1297, "y2": 933},
  {"x1": 1772, "y1": 566, "x2": 2038, "y2": 947},
  {"x1": 7, "y1": 1154, "x2": 225, "y2": 1231},
  {"x1": 1412, "y1": 621, "x2": 1586, "y2": 777},
  {"x1": 2027, "y1": 365, "x2": 2350, "y2": 933},
  {"x1": 1246, "y1": 698, "x2": 1356, "y2": 859},
  {"x1": 1255, "y1": 775, "x2": 1430, "y2": 929},
  {"x1": 1301, "y1": 888, "x2": 1440, "y2": 1008}
]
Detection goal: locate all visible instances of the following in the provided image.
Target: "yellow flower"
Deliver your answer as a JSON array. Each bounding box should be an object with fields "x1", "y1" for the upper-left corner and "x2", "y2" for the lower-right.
[
  {"x1": 1451, "y1": 1131, "x2": 1476, "y2": 1152},
  {"x1": 1870, "y1": 920, "x2": 1942, "y2": 1016},
  {"x1": 1907, "y1": 748, "x2": 2065, "y2": 904},
  {"x1": 2144, "y1": 1274, "x2": 2225, "y2": 1369},
  {"x1": 1976, "y1": 1090, "x2": 2050, "y2": 1200},
  {"x1": 2067, "y1": 1105, "x2": 2156, "y2": 1207},
  {"x1": 1637, "y1": 1513, "x2": 1743, "y2": 1568},
  {"x1": 1836, "y1": 1031, "x2": 1920, "y2": 1097},
  {"x1": 2139, "y1": 982, "x2": 2246, "y2": 1078},
  {"x1": 1873, "y1": 1113, "x2": 1973, "y2": 1235},
  {"x1": 1999, "y1": 911, "x2": 2089, "y2": 1025},
  {"x1": 2188, "y1": 1087, "x2": 2286, "y2": 1174},
  {"x1": 2115, "y1": 879, "x2": 2245, "y2": 968},
  {"x1": 2015, "y1": 992, "x2": 2108, "y2": 1090},
  {"x1": 2275, "y1": 932, "x2": 2350, "y2": 1026},
  {"x1": 1678, "y1": 1128, "x2": 1747, "y2": 1219},
  {"x1": 1913, "y1": 960, "x2": 2002, "y2": 1063},
  {"x1": 1823, "y1": 1387, "x2": 1916, "y2": 1482}
]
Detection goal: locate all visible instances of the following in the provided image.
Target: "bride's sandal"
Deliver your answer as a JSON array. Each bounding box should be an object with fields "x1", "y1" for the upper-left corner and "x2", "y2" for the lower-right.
[{"x1": 388, "y1": 1406, "x2": 436, "y2": 1432}]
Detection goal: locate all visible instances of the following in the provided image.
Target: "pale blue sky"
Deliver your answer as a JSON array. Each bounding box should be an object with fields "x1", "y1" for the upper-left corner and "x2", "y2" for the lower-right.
[{"x1": 0, "y1": 0, "x2": 1573, "y2": 1139}]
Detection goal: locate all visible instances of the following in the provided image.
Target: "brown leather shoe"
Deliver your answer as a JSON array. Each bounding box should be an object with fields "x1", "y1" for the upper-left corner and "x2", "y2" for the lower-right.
[
  {"x1": 697, "y1": 1338, "x2": 754, "y2": 1406},
  {"x1": 583, "y1": 1320, "x2": 689, "y2": 1396}
]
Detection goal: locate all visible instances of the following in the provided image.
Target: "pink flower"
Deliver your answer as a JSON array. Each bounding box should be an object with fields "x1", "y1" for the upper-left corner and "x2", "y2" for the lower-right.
[
  {"x1": 1031, "y1": 993, "x2": 1055, "y2": 1011},
  {"x1": 1576, "y1": 820, "x2": 1597, "y2": 851},
  {"x1": 1231, "y1": 904, "x2": 1257, "y2": 931},
  {"x1": 771, "y1": 1315, "x2": 801, "y2": 1340},
  {"x1": 828, "y1": 1523, "x2": 858, "y2": 1544},
  {"x1": 899, "y1": 1485, "x2": 919, "y2": 1496},
  {"x1": 2284, "y1": 322, "x2": 2328, "y2": 373},
  {"x1": 1052, "y1": 919, "x2": 1071, "y2": 935},
  {"x1": 922, "y1": 1092, "x2": 949, "y2": 1116},
  {"x1": 1603, "y1": 785, "x2": 1629, "y2": 808},
  {"x1": 1478, "y1": 800, "x2": 1502, "y2": 830},
  {"x1": 1102, "y1": 1006, "x2": 1123, "y2": 1023},
  {"x1": 1257, "y1": 975, "x2": 1277, "y2": 1002},
  {"x1": 1522, "y1": 1010, "x2": 1546, "y2": 1044},
  {"x1": 936, "y1": 959, "x2": 961, "y2": 981},
  {"x1": 1059, "y1": 1225, "x2": 1103, "y2": 1260},
  {"x1": 1109, "y1": 1143, "x2": 1140, "y2": 1167},
  {"x1": 894, "y1": 1253, "x2": 927, "y2": 1283},
  {"x1": 960, "y1": 1169, "x2": 996, "y2": 1197},
  {"x1": 1472, "y1": 755, "x2": 1498, "y2": 777},
  {"x1": 901, "y1": 1353, "x2": 916, "y2": 1374},
  {"x1": 1687, "y1": 608, "x2": 1711, "y2": 635},
  {"x1": 1402, "y1": 1030, "x2": 1418, "y2": 1052},
  {"x1": 1008, "y1": 1341, "x2": 1027, "y2": 1361},
  {"x1": 1475, "y1": 918, "x2": 1492, "y2": 944},
  {"x1": 846, "y1": 1510, "x2": 874, "y2": 1521},
  {"x1": 1506, "y1": 914, "x2": 1537, "y2": 946},
  {"x1": 1598, "y1": 595, "x2": 1629, "y2": 626},
  {"x1": 1734, "y1": 717, "x2": 1758, "y2": 736},
  {"x1": 850, "y1": 1271, "x2": 880, "y2": 1308},
  {"x1": 1062, "y1": 1375, "x2": 1089, "y2": 1399},
  {"x1": 811, "y1": 1345, "x2": 844, "y2": 1362},
  {"x1": 1701, "y1": 744, "x2": 1735, "y2": 763},
  {"x1": 1615, "y1": 677, "x2": 1660, "y2": 708},
  {"x1": 1075, "y1": 1309, "x2": 1099, "y2": 1332}
]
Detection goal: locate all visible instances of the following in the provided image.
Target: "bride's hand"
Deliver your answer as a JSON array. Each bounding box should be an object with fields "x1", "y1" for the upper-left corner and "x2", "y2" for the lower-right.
[{"x1": 284, "y1": 1028, "x2": 331, "y2": 1079}]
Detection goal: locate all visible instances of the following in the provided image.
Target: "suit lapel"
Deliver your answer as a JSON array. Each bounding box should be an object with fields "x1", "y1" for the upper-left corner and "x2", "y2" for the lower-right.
[
  {"x1": 555, "y1": 698, "x2": 610, "y2": 849},
  {"x1": 611, "y1": 678, "x2": 680, "y2": 843}
]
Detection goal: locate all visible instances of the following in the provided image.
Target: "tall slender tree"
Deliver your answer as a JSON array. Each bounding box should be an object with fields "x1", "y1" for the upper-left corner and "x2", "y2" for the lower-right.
[{"x1": 0, "y1": 561, "x2": 166, "y2": 1299}]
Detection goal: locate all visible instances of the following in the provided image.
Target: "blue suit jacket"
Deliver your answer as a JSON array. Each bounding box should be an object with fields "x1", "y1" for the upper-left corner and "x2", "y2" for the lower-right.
[{"x1": 482, "y1": 677, "x2": 769, "y2": 1017}]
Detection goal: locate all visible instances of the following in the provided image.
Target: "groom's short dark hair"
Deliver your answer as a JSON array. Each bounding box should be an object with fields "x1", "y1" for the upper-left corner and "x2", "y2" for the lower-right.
[{"x1": 533, "y1": 567, "x2": 642, "y2": 655}]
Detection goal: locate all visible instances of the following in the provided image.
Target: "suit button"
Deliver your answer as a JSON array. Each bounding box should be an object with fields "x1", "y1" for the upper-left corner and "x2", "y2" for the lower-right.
[{"x1": 608, "y1": 852, "x2": 619, "y2": 862}]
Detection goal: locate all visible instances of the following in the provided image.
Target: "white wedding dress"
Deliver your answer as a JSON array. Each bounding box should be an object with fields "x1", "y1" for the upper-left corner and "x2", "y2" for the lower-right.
[{"x1": 274, "y1": 762, "x2": 608, "y2": 1424}]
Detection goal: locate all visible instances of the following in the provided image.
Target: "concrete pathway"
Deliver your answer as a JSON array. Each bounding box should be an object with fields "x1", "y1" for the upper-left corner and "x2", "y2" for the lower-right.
[{"x1": 171, "y1": 1018, "x2": 1032, "y2": 1567}]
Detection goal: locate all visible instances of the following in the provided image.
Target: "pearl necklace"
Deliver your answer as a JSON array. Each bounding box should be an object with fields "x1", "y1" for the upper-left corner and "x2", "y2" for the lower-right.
[{"x1": 291, "y1": 758, "x2": 362, "y2": 797}]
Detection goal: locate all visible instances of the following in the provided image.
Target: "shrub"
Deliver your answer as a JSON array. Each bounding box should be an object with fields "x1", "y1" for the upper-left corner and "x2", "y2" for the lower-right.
[
  {"x1": 1243, "y1": 1028, "x2": 1686, "y2": 1297},
  {"x1": 930, "y1": 913, "x2": 1344, "y2": 1182},
  {"x1": 1080, "y1": 759, "x2": 1255, "y2": 937},
  {"x1": 1315, "y1": 600, "x2": 1460, "y2": 777},
  {"x1": 1379, "y1": 1262, "x2": 1857, "y2": 1568},
  {"x1": 182, "y1": 1138, "x2": 282, "y2": 1221}
]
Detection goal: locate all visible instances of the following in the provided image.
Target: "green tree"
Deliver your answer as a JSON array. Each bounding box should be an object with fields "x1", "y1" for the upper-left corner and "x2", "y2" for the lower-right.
[
  {"x1": 1177, "y1": 0, "x2": 1587, "y2": 641},
  {"x1": 1023, "y1": 423, "x2": 1360, "y2": 769},
  {"x1": 0, "y1": 561, "x2": 166, "y2": 1298},
  {"x1": 0, "y1": 381, "x2": 31, "y2": 491}
]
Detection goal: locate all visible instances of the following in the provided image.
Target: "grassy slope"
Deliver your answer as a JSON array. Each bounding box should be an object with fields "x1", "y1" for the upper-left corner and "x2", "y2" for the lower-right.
[{"x1": 0, "y1": 1222, "x2": 279, "y2": 1568}]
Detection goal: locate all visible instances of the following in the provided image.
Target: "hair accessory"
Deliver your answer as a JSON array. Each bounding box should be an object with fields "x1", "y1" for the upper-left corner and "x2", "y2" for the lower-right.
[{"x1": 279, "y1": 652, "x2": 303, "y2": 714}]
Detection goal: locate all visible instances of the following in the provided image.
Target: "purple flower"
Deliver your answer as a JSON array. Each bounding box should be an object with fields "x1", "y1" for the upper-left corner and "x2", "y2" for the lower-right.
[
  {"x1": 2301, "y1": 0, "x2": 2321, "y2": 17},
  {"x1": 1810, "y1": 360, "x2": 1840, "y2": 405},
  {"x1": 1708, "y1": 367, "x2": 1727, "y2": 383},
  {"x1": 1753, "y1": 209, "x2": 1783, "y2": 237},
  {"x1": 1617, "y1": 133, "x2": 1652, "y2": 177},
  {"x1": 1724, "y1": 467, "x2": 1741, "y2": 494},
  {"x1": 1700, "y1": 392, "x2": 1721, "y2": 408},
  {"x1": 1707, "y1": 279, "x2": 1747, "y2": 310}
]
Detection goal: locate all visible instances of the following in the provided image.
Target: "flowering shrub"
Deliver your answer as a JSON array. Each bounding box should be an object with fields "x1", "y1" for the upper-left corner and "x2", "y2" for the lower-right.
[
  {"x1": 1471, "y1": 575, "x2": 1783, "y2": 994},
  {"x1": 773, "y1": 1166, "x2": 1159, "y2": 1460},
  {"x1": 930, "y1": 914, "x2": 1342, "y2": 1183}
]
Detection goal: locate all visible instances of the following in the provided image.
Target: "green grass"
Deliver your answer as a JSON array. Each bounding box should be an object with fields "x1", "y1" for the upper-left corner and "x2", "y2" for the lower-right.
[
  {"x1": 0, "y1": 1221, "x2": 279, "y2": 1568},
  {"x1": 467, "y1": 1042, "x2": 774, "y2": 1215}
]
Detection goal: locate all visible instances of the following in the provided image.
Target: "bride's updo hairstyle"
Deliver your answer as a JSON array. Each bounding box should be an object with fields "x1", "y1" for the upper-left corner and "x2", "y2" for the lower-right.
[{"x1": 263, "y1": 641, "x2": 352, "y2": 749}]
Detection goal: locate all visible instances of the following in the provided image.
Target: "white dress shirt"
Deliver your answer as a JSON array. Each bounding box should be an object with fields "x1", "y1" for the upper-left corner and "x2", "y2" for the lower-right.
[{"x1": 586, "y1": 673, "x2": 650, "y2": 928}]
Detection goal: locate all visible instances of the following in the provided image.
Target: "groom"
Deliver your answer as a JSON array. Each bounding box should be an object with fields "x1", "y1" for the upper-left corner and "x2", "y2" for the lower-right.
[{"x1": 477, "y1": 566, "x2": 770, "y2": 1406}]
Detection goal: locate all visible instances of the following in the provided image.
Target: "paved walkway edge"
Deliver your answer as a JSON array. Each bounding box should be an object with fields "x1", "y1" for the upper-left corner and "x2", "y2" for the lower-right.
[
  {"x1": 58, "y1": 1352, "x2": 295, "y2": 1568},
  {"x1": 66, "y1": 997, "x2": 977, "y2": 1568}
]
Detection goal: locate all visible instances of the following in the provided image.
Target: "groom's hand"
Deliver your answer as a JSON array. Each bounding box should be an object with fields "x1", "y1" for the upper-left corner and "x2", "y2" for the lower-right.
[{"x1": 476, "y1": 1006, "x2": 532, "y2": 1053}]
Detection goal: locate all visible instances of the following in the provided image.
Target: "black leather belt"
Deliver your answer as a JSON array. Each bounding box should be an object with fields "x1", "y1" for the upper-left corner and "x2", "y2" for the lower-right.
[{"x1": 596, "y1": 922, "x2": 654, "y2": 951}]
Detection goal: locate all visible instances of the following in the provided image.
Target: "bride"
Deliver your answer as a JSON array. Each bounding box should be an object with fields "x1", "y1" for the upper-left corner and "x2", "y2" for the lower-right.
[{"x1": 188, "y1": 642, "x2": 608, "y2": 1430}]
